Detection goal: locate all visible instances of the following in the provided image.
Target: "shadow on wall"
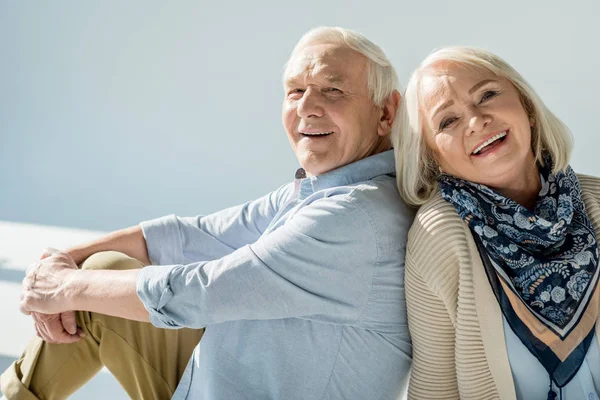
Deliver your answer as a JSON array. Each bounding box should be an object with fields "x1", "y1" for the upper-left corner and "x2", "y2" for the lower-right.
[
  {"x1": 0, "y1": 267, "x2": 25, "y2": 284},
  {"x1": 0, "y1": 354, "x2": 127, "y2": 399},
  {"x1": 0, "y1": 254, "x2": 25, "y2": 283}
]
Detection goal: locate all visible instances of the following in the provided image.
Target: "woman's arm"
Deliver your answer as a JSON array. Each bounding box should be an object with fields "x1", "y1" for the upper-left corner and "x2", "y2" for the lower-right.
[{"x1": 405, "y1": 250, "x2": 459, "y2": 399}]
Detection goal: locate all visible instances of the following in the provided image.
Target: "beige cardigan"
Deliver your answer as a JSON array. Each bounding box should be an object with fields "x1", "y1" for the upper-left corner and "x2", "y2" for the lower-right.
[{"x1": 405, "y1": 174, "x2": 600, "y2": 400}]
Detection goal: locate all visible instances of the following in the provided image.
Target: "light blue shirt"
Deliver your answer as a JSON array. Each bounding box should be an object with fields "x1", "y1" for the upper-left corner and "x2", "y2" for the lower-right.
[
  {"x1": 137, "y1": 150, "x2": 413, "y2": 400},
  {"x1": 504, "y1": 317, "x2": 600, "y2": 399}
]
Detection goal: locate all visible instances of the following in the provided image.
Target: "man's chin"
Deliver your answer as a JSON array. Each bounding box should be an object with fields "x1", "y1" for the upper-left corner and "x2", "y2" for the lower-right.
[
  {"x1": 300, "y1": 159, "x2": 349, "y2": 177},
  {"x1": 299, "y1": 160, "x2": 336, "y2": 177}
]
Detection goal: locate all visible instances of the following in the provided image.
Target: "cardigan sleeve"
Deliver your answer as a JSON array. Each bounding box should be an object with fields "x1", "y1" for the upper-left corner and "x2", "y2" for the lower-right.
[{"x1": 405, "y1": 246, "x2": 459, "y2": 400}]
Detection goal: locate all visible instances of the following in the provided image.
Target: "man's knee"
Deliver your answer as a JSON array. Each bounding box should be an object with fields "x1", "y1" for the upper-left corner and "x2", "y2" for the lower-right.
[{"x1": 79, "y1": 251, "x2": 144, "y2": 271}]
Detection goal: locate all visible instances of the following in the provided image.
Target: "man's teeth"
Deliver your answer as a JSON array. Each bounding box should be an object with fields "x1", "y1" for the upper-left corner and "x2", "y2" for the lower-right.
[
  {"x1": 472, "y1": 131, "x2": 507, "y2": 154},
  {"x1": 301, "y1": 132, "x2": 333, "y2": 136}
]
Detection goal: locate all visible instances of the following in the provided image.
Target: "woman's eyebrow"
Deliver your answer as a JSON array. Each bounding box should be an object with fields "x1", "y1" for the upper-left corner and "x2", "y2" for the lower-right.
[
  {"x1": 468, "y1": 79, "x2": 498, "y2": 95},
  {"x1": 432, "y1": 100, "x2": 454, "y2": 121}
]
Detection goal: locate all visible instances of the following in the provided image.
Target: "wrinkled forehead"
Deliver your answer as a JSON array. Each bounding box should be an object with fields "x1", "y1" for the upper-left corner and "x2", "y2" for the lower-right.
[
  {"x1": 418, "y1": 62, "x2": 494, "y2": 112},
  {"x1": 418, "y1": 73, "x2": 452, "y2": 113},
  {"x1": 283, "y1": 43, "x2": 367, "y2": 86}
]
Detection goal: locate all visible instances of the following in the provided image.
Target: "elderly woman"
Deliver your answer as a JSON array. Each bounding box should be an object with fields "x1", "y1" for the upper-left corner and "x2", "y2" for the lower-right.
[{"x1": 394, "y1": 47, "x2": 600, "y2": 400}]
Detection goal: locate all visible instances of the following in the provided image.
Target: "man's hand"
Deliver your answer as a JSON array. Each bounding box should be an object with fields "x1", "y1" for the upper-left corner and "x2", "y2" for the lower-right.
[
  {"x1": 32, "y1": 312, "x2": 85, "y2": 344},
  {"x1": 22, "y1": 249, "x2": 85, "y2": 343},
  {"x1": 30, "y1": 249, "x2": 84, "y2": 343}
]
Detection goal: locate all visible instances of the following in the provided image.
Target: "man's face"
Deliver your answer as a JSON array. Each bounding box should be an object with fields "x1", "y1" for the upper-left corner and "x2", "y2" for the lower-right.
[{"x1": 282, "y1": 43, "x2": 386, "y2": 176}]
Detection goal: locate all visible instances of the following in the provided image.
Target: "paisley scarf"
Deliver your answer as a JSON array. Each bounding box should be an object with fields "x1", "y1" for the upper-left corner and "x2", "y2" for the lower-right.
[{"x1": 438, "y1": 160, "x2": 600, "y2": 388}]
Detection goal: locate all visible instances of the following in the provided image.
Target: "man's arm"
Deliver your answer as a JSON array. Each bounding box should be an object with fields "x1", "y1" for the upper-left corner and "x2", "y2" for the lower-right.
[
  {"x1": 27, "y1": 185, "x2": 292, "y2": 341},
  {"x1": 22, "y1": 195, "x2": 379, "y2": 329},
  {"x1": 141, "y1": 184, "x2": 291, "y2": 267},
  {"x1": 136, "y1": 196, "x2": 380, "y2": 329},
  {"x1": 67, "y1": 225, "x2": 151, "y2": 266},
  {"x1": 21, "y1": 250, "x2": 149, "y2": 322},
  {"x1": 67, "y1": 183, "x2": 291, "y2": 268},
  {"x1": 29, "y1": 226, "x2": 149, "y2": 345}
]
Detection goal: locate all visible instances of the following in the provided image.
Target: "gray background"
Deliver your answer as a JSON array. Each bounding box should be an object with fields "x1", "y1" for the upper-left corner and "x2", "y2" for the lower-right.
[{"x1": 2, "y1": 0, "x2": 599, "y2": 231}]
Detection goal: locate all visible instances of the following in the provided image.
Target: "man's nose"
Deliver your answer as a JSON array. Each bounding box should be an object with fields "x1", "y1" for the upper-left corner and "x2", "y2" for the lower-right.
[
  {"x1": 466, "y1": 107, "x2": 492, "y2": 136},
  {"x1": 297, "y1": 89, "x2": 325, "y2": 118}
]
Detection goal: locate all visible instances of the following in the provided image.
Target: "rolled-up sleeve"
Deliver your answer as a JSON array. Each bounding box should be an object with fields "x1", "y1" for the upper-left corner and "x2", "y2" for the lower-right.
[
  {"x1": 140, "y1": 184, "x2": 292, "y2": 266},
  {"x1": 136, "y1": 194, "x2": 378, "y2": 329}
]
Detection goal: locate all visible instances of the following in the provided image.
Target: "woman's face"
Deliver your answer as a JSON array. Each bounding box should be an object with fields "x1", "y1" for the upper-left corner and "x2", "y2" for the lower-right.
[{"x1": 419, "y1": 61, "x2": 535, "y2": 189}]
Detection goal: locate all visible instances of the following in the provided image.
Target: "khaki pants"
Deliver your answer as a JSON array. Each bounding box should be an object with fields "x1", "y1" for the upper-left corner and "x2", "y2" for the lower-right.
[{"x1": 0, "y1": 252, "x2": 204, "y2": 400}]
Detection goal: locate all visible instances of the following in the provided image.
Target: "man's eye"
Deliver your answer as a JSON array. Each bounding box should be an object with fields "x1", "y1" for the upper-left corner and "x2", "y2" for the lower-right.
[
  {"x1": 324, "y1": 87, "x2": 342, "y2": 94},
  {"x1": 287, "y1": 89, "x2": 305, "y2": 98},
  {"x1": 439, "y1": 116, "x2": 457, "y2": 131},
  {"x1": 479, "y1": 90, "x2": 498, "y2": 103}
]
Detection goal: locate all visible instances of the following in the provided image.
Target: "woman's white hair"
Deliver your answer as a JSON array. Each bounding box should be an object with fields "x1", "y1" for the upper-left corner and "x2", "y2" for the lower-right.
[
  {"x1": 393, "y1": 46, "x2": 573, "y2": 207},
  {"x1": 283, "y1": 27, "x2": 401, "y2": 108}
]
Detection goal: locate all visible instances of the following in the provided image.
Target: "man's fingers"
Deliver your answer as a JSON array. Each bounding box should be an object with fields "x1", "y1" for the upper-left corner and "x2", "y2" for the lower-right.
[
  {"x1": 25, "y1": 261, "x2": 39, "y2": 276},
  {"x1": 20, "y1": 284, "x2": 36, "y2": 315},
  {"x1": 34, "y1": 324, "x2": 42, "y2": 339},
  {"x1": 33, "y1": 312, "x2": 82, "y2": 344},
  {"x1": 61, "y1": 311, "x2": 78, "y2": 335},
  {"x1": 40, "y1": 247, "x2": 62, "y2": 260},
  {"x1": 40, "y1": 247, "x2": 77, "y2": 270},
  {"x1": 43, "y1": 314, "x2": 66, "y2": 342},
  {"x1": 34, "y1": 317, "x2": 54, "y2": 343},
  {"x1": 45, "y1": 330, "x2": 81, "y2": 344},
  {"x1": 19, "y1": 300, "x2": 32, "y2": 315}
]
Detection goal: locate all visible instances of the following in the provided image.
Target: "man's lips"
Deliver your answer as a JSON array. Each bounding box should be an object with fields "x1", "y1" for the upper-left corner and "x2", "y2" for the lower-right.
[{"x1": 299, "y1": 130, "x2": 334, "y2": 137}]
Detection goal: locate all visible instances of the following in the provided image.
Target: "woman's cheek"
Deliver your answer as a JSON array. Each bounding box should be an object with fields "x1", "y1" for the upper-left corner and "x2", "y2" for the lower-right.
[{"x1": 436, "y1": 135, "x2": 458, "y2": 160}]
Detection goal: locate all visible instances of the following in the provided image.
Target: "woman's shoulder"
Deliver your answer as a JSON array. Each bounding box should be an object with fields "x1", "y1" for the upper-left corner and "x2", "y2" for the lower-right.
[
  {"x1": 409, "y1": 190, "x2": 465, "y2": 242},
  {"x1": 406, "y1": 191, "x2": 468, "y2": 283},
  {"x1": 576, "y1": 174, "x2": 600, "y2": 232},
  {"x1": 578, "y1": 173, "x2": 600, "y2": 198}
]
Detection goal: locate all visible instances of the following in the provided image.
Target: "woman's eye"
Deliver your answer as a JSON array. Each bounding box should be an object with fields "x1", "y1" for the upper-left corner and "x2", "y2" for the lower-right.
[
  {"x1": 324, "y1": 87, "x2": 342, "y2": 94},
  {"x1": 439, "y1": 117, "x2": 457, "y2": 131},
  {"x1": 479, "y1": 90, "x2": 498, "y2": 103}
]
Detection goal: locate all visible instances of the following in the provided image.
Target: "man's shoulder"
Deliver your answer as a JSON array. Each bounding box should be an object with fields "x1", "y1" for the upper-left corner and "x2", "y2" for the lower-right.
[
  {"x1": 262, "y1": 182, "x2": 295, "y2": 209},
  {"x1": 356, "y1": 175, "x2": 413, "y2": 217},
  {"x1": 316, "y1": 175, "x2": 415, "y2": 238}
]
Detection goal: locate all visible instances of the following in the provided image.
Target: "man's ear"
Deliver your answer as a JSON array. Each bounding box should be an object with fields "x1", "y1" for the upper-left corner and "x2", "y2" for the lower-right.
[{"x1": 377, "y1": 90, "x2": 401, "y2": 137}]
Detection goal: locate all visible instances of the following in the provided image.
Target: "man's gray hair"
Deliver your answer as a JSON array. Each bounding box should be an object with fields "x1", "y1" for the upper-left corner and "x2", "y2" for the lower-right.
[{"x1": 283, "y1": 27, "x2": 401, "y2": 108}]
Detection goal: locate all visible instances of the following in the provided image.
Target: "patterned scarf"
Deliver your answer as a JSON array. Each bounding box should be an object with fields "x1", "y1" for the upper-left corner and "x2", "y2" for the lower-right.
[{"x1": 438, "y1": 160, "x2": 600, "y2": 388}]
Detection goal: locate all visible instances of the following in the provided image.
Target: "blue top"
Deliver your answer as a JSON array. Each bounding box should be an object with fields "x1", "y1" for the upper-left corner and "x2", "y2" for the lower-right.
[
  {"x1": 136, "y1": 150, "x2": 413, "y2": 400},
  {"x1": 504, "y1": 317, "x2": 600, "y2": 399}
]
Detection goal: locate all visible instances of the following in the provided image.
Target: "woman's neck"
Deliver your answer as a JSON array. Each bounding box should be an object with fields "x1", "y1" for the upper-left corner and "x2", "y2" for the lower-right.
[{"x1": 493, "y1": 164, "x2": 541, "y2": 210}]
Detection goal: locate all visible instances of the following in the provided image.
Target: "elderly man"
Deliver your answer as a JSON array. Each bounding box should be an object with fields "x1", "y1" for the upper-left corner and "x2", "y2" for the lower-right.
[{"x1": 2, "y1": 27, "x2": 412, "y2": 399}]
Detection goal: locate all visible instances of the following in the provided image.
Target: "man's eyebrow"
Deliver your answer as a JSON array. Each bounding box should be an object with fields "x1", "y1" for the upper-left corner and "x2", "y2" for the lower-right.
[
  {"x1": 468, "y1": 79, "x2": 498, "y2": 94},
  {"x1": 323, "y1": 74, "x2": 345, "y2": 85},
  {"x1": 283, "y1": 73, "x2": 346, "y2": 87},
  {"x1": 283, "y1": 77, "x2": 300, "y2": 87}
]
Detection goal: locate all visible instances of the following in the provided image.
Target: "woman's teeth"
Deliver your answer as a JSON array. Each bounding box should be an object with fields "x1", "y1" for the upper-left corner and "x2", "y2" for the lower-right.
[{"x1": 472, "y1": 131, "x2": 507, "y2": 155}]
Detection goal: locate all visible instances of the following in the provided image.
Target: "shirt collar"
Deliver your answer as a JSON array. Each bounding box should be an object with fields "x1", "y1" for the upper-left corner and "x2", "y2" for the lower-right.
[{"x1": 294, "y1": 150, "x2": 396, "y2": 199}]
